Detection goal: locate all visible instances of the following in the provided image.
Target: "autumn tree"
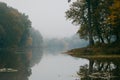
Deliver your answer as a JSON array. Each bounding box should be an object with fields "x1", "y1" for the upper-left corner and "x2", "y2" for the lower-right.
[
  {"x1": 66, "y1": 0, "x2": 119, "y2": 44},
  {"x1": 66, "y1": 0, "x2": 95, "y2": 45},
  {"x1": 0, "y1": 2, "x2": 31, "y2": 70},
  {"x1": 66, "y1": 0, "x2": 89, "y2": 39},
  {"x1": 0, "y1": 2, "x2": 31, "y2": 48},
  {"x1": 107, "y1": 0, "x2": 120, "y2": 42}
]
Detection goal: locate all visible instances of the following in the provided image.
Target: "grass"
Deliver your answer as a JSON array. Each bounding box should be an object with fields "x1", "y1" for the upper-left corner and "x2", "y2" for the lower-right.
[{"x1": 65, "y1": 42, "x2": 120, "y2": 59}]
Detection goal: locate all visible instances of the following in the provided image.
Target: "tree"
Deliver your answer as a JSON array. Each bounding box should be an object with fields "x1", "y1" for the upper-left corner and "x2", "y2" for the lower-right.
[
  {"x1": 0, "y1": 2, "x2": 32, "y2": 69},
  {"x1": 107, "y1": 0, "x2": 120, "y2": 42},
  {"x1": 66, "y1": 0, "x2": 88, "y2": 38},
  {"x1": 0, "y1": 2, "x2": 31, "y2": 48},
  {"x1": 66, "y1": 0, "x2": 119, "y2": 44},
  {"x1": 66, "y1": 0, "x2": 94, "y2": 45},
  {"x1": 86, "y1": 0, "x2": 94, "y2": 45}
]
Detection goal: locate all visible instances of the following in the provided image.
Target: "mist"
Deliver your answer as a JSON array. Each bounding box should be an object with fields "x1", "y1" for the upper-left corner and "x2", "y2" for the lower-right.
[
  {"x1": 44, "y1": 34, "x2": 88, "y2": 54},
  {"x1": 1, "y1": 0, "x2": 78, "y2": 38}
]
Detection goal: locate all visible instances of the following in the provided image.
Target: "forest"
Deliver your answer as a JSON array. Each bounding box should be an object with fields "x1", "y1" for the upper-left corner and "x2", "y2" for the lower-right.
[
  {"x1": 66, "y1": 0, "x2": 120, "y2": 45},
  {"x1": 66, "y1": 0, "x2": 120, "y2": 55},
  {"x1": 0, "y1": 2, "x2": 43, "y2": 80}
]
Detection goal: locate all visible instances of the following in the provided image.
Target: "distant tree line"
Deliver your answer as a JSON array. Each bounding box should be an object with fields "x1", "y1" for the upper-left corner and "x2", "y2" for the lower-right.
[
  {"x1": 66, "y1": 0, "x2": 120, "y2": 45},
  {"x1": 44, "y1": 35, "x2": 88, "y2": 53}
]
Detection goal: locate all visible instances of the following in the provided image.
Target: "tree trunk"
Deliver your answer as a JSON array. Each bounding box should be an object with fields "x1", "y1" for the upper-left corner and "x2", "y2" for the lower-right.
[
  {"x1": 116, "y1": 33, "x2": 119, "y2": 42},
  {"x1": 106, "y1": 36, "x2": 110, "y2": 44},
  {"x1": 89, "y1": 60, "x2": 94, "y2": 74},
  {"x1": 100, "y1": 35, "x2": 104, "y2": 43},
  {"x1": 87, "y1": 0, "x2": 94, "y2": 46}
]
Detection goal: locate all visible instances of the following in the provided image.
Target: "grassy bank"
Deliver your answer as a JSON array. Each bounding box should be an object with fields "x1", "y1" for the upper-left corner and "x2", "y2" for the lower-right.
[{"x1": 66, "y1": 42, "x2": 120, "y2": 59}]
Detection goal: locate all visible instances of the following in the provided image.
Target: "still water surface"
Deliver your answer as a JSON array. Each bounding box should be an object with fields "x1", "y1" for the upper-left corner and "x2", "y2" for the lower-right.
[
  {"x1": 29, "y1": 53, "x2": 88, "y2": 80},
  {"x1": 0, "y1": 50, "x2": 120, "y2": 80}
]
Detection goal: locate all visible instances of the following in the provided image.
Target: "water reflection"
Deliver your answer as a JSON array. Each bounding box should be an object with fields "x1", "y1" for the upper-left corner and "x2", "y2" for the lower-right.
[
  {"x1": 0, "y1": 47, "x2": 43, "y2": 80},
  {"x1": 77, "y1": 57, "x2": 120, "y2": 80},
  {"x1": 1, "y1": 48, "x2": 120, "y2": 80},
  {"x1": 30, "y1": 53, "x2": 88, "y2": 80}
]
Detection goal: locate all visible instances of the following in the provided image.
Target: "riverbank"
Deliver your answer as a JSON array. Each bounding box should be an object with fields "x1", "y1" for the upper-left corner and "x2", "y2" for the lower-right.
[{"x1": 66, "y1": 42, "x2": 120, "y2": 59}]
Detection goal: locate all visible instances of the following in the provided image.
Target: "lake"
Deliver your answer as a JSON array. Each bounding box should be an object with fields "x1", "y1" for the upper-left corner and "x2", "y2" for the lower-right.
[
  {"x1": 29, "y1": 52, "x2": 88, "y2": 80},
  {"x1": 0, "y1": 50, "x2": 120, "y2": 80}
]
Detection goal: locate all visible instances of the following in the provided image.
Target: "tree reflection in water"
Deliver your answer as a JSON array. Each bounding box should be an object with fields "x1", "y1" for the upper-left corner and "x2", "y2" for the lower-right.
[
  {"x1": 77, "y1": 57, "x2": 120, "y2": 80},
  {"x1": 0, "y1": 47, "x2": 43, "y2": 80}
]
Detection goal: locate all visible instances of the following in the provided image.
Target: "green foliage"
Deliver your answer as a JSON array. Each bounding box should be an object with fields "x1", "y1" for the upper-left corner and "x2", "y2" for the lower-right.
[
  {"x1": 0, "y1": 2, "x2": 32, "y2": 70},
  {"x1": 0, "y1": 3, "x2": 44, "y2": 79},
  {"x1": 66, "y1": 0, "x2": 87, "y2": 25},
  {"x1": 0, "y1": 2, "x2": 31, "y2": 47},
  {"x1": 66, "y1": 0, "x2": 120, "y2": 45}
]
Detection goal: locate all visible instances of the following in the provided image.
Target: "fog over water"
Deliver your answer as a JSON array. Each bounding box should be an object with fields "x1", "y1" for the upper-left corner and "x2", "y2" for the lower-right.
[{"x1": 29, "y1": 53, "x2": 88, "y2": 80}]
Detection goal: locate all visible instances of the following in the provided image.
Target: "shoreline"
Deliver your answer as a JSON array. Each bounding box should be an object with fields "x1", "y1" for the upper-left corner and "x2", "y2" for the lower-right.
[{"x1": 65, "y1": 46, "x2": 120, "y2": 59}]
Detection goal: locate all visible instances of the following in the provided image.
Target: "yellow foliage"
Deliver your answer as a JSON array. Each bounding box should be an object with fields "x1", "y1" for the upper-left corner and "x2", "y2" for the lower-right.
[
  {"x1": 107, "y1": 0, "x2": 120, "y2": 25},
  {"x1": 110, "y1": 0, "x2": 120, "y2": 9},
  {"x1": 26, "y1": 36, "x2": 32, "y2": 47},
  {"x1": 26, "y1": 50, "x2": 32, "y2": 61},
  {"x1": 9, "y1": 9, "x2": 20, "y2": 18}
]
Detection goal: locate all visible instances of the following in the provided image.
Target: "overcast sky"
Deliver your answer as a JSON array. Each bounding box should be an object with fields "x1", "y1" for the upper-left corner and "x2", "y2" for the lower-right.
[{"x1": 0, "y1": 0, "x2": 78, "y2": 38}]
